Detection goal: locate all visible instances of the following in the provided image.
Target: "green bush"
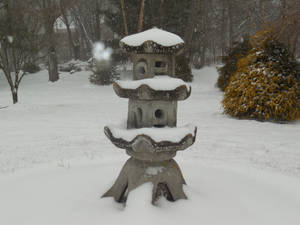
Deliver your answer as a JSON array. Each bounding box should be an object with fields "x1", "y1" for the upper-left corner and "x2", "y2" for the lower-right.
[
  {"x1": 223, "y1": 30, "x2": 300, "y2": 122},
  {"x1": 217, "y1": 37, "x2": 251, "y2": 91},
  {"x1": 89, "y1": 65, "x2": 119, "y2": 85}
]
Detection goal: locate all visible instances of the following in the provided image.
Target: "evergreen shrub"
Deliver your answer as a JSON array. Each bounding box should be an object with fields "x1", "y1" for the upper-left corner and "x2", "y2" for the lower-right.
[
  {"x1": 223, "y1": 30, "x2": 300, "y2": 122},
  {"x1": 89, "y1": 64, "x2": 119, "y2": 85},
  {"x1": 217, "y1": 37, "x2": 251, "y2": 91}
]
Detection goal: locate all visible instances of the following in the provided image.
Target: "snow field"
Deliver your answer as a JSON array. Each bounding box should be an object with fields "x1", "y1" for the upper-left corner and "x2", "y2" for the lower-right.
[
  {"x1": 0, "y1": 67, "x2": 300, "y2": 225},
  {"x1": 1, "y1": 67, "x2": 299, "y2": 175},
  {"x1": 0, "y1": 160, "x2": 299, "y2": 225}
]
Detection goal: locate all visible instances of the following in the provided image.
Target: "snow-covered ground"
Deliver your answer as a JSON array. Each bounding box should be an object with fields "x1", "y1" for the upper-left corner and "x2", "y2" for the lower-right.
[{"x1": 0, "y1": 67, "x2": 300, "y2": 225}]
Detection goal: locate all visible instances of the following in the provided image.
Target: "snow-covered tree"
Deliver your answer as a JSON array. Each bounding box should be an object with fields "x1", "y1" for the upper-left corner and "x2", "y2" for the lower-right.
[{"x1": 223, "y1": 29, "x2": 300, "y2": 122}]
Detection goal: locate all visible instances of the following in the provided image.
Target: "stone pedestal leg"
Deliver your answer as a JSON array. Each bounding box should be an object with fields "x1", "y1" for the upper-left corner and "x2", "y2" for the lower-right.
[{"x1": 102, "y1": 157, "x2": 187, "y2": 204}]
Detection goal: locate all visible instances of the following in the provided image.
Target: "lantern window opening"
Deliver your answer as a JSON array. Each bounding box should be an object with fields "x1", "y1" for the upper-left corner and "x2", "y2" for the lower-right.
[
  {"x1": 154, "y1": 109, "x2": 164, "y2": 119},
  {"x1": 155, "y1": 61, "x2": 166, "y2": 68},
  {"x1": 154, "y1": 124, "x2": 165, "y2": 128},
  {"x1": 139, "y1": 67, "x2": 146, "y2": 76},
  {"x1": 135, "y1": 59, "x2": 148, "y2": 79},
  {"x1": 137, "y1": 107, "x2": 143, "y2": 124},
  {"x1": 154, "y1": 61, "x2": 168, "y2": 75}
]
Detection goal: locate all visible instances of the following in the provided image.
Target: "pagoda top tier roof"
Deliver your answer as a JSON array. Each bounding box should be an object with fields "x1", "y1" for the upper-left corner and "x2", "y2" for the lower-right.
[
  {"x1": 120, "y1": 28, "x2": 184, "y2": 54},
  {"x1": 113, "y1": 76, "x2": 191, "y2": 101}
]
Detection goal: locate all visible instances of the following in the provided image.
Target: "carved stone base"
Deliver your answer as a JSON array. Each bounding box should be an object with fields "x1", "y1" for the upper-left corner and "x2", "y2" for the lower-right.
[{"x1": 102, "y1": 157, "x2": 187, "y2": 204}]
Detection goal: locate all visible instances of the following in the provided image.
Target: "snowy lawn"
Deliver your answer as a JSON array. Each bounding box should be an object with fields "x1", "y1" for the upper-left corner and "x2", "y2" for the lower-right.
[{"x1": 0, "y1": 67, "x2": 300, "y2": 225}]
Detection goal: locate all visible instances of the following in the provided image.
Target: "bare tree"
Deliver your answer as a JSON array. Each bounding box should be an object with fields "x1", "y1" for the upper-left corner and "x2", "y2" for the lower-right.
[
  {"x1": 36, "y1": 0, "x2": 61, "y2": 82},
  {"x1": 59, "y1": 0, "x2": 80, "y2": 60},
  {"x1": 0, "y1": 0, "x2": 42, "y2": 103},
  {"x1": 69, "y1": 0, "x2": 110, "y2": 60},
  {"x1": 70, "y1": 3, "x2": 93, "y2": 59}
]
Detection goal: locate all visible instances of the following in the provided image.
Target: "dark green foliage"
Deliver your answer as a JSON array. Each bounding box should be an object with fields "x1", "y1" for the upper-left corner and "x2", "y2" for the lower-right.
[
  {"x1": 217, "y1": 37, "x2": 251, "y2": 91},
  {"x1": 296, "y1": 62, "x2": 300, "y2": 81},
  {"x1": 264, "y1": 40, "x2": 300, "y2": 81},
  {"x1": 89, "y1": 65, "x2": 119, "y2": 85},
  {"x1": 223, "y1": 32, "x2": 300, "y2": 122},
  {"x1": 175, "y1": 54, "x2": 193, "y2": 82}
]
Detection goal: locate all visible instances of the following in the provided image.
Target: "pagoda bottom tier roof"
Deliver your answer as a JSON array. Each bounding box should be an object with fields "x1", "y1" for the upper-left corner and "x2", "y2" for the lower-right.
[{"x1": 104, "y1": 124, "x2": 197, "y2": 158}]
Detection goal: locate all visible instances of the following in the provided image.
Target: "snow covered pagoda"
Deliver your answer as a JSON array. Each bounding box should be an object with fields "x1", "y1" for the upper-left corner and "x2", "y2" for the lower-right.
[{"x1": 103, "y1": 28, "x2": 197, "y2": 204}]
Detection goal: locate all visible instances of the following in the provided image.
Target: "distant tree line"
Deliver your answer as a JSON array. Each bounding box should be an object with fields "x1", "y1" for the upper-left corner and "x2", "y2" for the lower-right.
[
  {"x1": 105, "y1": 0, "x2": 300, "y2": 67},
  {"x1": 0, "y1": 0, "x2": 300, "y2": 103}
]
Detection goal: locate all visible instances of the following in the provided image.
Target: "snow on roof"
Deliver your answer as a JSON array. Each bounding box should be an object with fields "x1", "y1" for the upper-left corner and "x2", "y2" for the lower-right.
[
  {"x1": 115, "y1": 76, "x2": 190, "y2": 91},
  {"x1": 106, "y1": 124, "x2": 196, "y2": 143},
  {"x1": 120, "y1": 28, "x2": 184, "y2": 47}
]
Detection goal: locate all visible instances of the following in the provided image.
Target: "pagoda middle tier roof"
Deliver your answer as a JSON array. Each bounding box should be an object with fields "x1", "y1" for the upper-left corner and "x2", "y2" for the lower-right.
[{"x1": 113, "y1": 76, "x2": 191, "y2": 101}]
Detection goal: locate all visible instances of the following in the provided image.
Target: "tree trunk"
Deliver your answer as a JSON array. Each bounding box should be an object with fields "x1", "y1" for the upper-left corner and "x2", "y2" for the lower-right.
[
  {"x1": 66, "y1": 19, "x2": 78, "y2": 60},
  {"x1": 159, "y1": 0, "x2": 165, "y2": 29},
  {"x1": 221, "y1": 0, "x2": 226, "y2": 57},
  {"x1": 121, "y1": 0, "x2": 128, "y2": 36},
  {"x1": 11, "y1": 88, "x2": 18, "y2": 104},
  {"x1": 200, "y1": 46, "x2": 206, "y2": 68},
  {"x1": 60, "y1": 0, "x2": 79, "y2": 60},
  {"x1": 77, "y1": 22, "x2": 90, "y2": 60},
  {"x1": 183, "y1": 0, "x2": 202, "y2": 61},
  {"x1": 137, "y1": 0, "x2": 145, "y2": 32},
  {"x1": 95, "y1": 0, "x2": 101, "y2": 40},
  {"x1": 74, "y1": 43, "x2": 80, "y2": 60},
  {"x1": 48, "y1": 47, "x2": 59, "y2": 82},
  {"x1": 212, "y1": 40, "x2": 216, "y2": 64},
  {"x1": 281, "y1": 0, "x2": 287, "y2": 19},
  {"x1": 228, "y1": 0, "x2": 234, "y2": 48},
  {"x1": 45, "y1": 18, "x2": 59, "y2": 82}
]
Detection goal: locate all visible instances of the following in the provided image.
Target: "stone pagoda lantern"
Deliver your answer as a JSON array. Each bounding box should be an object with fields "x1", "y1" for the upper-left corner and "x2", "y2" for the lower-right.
[{"x1": 103, "y1": 28, "x2": 197, "y2": 204}]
